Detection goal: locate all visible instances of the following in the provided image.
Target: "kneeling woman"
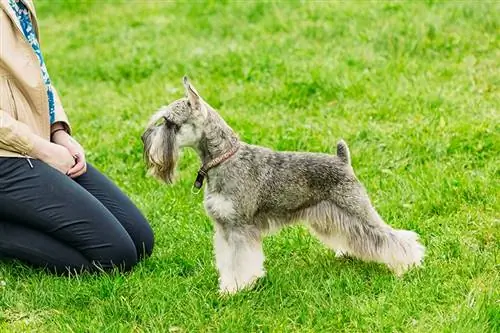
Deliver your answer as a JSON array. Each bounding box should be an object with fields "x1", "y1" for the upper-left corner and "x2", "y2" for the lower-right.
[{"x1": 0, "y1": 0, "x2": 154, "y2": 273}]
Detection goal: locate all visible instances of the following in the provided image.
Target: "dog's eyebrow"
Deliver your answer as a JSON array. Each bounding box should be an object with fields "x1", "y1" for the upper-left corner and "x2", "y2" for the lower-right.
[{"x1": 163, "y1": 113, "x2": 180, "y2": 124}]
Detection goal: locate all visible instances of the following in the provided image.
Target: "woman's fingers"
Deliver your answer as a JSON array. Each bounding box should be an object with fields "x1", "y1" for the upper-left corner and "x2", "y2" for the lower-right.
[{"x1": 67, "y1": 153, "x2": 87, "y2": 178}]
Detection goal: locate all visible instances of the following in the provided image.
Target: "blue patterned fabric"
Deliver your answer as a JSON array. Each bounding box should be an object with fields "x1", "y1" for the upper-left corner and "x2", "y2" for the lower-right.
[{"x1": 9, "y1": 0, "x2": 55, "y2": 124}]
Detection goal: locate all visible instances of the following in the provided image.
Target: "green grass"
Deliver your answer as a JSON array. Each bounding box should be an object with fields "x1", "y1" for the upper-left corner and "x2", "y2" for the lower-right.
[{"x1": 1, "y1": 0, "x2": 499, "y2": 332}]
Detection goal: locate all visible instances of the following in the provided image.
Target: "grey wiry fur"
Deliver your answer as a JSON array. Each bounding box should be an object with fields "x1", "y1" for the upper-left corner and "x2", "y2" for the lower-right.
[{"x1": 142, "y1": 77, "x2": 425, "y2": 294}]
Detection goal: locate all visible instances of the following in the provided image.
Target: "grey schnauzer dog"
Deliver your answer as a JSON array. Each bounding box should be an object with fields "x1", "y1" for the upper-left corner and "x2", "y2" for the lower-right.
[{"x1": 142, "y1": 77, "x2": 425, "y2": 294}]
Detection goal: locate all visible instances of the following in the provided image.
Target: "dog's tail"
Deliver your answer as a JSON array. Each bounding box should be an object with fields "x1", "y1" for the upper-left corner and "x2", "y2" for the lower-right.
[{"x1": 336, "y1": 139, "x2": 351, "y2": 165}]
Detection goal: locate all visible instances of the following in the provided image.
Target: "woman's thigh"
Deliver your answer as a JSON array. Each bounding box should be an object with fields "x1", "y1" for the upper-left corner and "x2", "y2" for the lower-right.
[
  {"x1": 0, "y1": 158, "x2": 137, "y2": 270},
  {"x1": 74, "y1": 163, "x2": 154, "y2": 258}
]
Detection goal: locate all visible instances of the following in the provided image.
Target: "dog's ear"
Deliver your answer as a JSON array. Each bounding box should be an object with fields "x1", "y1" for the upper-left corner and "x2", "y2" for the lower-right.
[{"x1": 183, "y1": 76, "x2": 201, "y2": 109}]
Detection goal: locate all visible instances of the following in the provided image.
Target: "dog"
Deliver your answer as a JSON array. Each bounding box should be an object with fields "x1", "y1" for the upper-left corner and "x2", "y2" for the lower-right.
[{"x1": 142, "y1": 77, "x2": 425, "y2": 294}]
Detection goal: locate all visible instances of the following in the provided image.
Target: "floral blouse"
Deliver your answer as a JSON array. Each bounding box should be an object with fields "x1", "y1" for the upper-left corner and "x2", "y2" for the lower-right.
[{"x1": 9, "y1": 0, "x2": 55, "y2": 124}]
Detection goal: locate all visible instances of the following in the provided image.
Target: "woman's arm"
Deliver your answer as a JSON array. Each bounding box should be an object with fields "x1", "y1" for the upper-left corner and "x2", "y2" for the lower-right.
[
  {"x1": 0, "y1": 109, "x2": 75, "y2": 173},
  {"x1": 51, "y1": 86, "x2": 72, "y2": 135},
  {"x1": 0, "y1": 109, "x2": 36, "y2": 155},
  {"x1": 49, "y1": 85, "x2": 87, "y2": 178}
]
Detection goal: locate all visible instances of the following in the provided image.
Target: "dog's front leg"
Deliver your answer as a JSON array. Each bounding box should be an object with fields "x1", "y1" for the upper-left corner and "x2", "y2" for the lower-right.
[{"x1": 213, "y1": 222, "x2": 265, "y2": 294}]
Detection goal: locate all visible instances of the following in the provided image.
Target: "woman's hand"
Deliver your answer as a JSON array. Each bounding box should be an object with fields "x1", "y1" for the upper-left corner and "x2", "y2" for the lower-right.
[
  {"x1": 51, "y1": 130, "x2": 87, "y2": 178},
  {"x1": 30, "y1": 138, "x2": 76, "y2": 174}
]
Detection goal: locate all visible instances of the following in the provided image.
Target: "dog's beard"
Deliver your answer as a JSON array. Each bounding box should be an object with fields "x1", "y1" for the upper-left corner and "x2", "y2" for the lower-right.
[{"x1": 143, "y1": 125, "x2": 178, "y2": 183}]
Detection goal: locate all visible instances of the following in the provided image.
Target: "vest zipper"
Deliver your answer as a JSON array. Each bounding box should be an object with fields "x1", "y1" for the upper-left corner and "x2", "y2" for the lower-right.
[{"x1": 26, "y1": 157, "x2": 33, "y2": 168}]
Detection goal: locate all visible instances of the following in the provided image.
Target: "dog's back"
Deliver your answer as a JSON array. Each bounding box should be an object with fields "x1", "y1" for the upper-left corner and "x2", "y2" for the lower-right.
[{"x1": 206, "y1": 141, "x2": 357, "y2": 224}]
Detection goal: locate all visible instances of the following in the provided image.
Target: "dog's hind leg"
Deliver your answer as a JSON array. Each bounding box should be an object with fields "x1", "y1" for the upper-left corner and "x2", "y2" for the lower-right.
[
  {"x1": 304, "y1": 201, "x2": 352, "y2": 258},
  {"x1": 303, "y1": 199, "x2": 425, "y2": 275},
  {"x1": 214, "y1": 222, "x2": 265, "y2": 294},
  {"x1": 344, "y1": 204, "x2": 425, "y2": 275},
  {"x1": 309, "y1": 228, "x2": 350, "y2": 258}
]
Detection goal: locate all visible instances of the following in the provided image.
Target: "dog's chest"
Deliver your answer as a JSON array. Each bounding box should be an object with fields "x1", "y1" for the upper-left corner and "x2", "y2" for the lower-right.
[{"x1": 204, "y1": 192, "x2": 236, "y2": 220}]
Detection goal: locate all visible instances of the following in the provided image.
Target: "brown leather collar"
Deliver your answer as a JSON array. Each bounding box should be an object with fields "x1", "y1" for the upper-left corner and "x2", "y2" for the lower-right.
[{"x1": 192, "y1": 138, "x2": 240, "y2": 192}]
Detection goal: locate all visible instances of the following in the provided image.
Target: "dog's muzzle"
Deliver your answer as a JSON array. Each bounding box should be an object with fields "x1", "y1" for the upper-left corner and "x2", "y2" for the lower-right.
[{"x1": 141, "y1": 125, "x2": 178, "y2": 184}]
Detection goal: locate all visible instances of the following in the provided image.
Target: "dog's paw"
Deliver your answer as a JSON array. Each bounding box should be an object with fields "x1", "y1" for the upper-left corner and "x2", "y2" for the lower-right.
[
  {"x1": 219, "y1": 275, "x2": 261, "y2": 295},
  {"x1": 218, "y1": 284, "x2": 239, "y2": 296},
  {"x1": 334, "y1": 249, "x2": 349, "y2": 258}
]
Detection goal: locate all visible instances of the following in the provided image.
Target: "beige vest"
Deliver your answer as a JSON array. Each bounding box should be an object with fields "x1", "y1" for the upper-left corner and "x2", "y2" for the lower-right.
[{"x1": 0, "y1": 0, "x2": 71, "y2": 158}]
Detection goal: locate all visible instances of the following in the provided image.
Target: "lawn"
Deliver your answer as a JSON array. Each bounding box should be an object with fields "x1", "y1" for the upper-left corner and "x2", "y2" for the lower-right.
[{"x1": 1, "y1": 0, "x2": 499, "y2": 332}]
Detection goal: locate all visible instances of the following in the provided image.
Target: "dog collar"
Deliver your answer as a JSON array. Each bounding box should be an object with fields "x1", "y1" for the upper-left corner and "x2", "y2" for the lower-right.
[{"x1": 192, "y1": 138, "x2": 240, "y2": 193}]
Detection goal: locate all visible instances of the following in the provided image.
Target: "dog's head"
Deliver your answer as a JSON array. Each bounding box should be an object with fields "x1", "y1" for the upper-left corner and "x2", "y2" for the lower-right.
[{"x1": 142, "y1": 76, "x2": 208, "y2": 183}]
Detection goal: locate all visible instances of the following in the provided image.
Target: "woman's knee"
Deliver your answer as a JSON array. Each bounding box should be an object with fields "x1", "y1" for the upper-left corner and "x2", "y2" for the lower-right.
[
  {"x1": 91, "y1": 236, "x2": 139, "y2": 272},
  {"x1": 134, "y1": 217, "x2": 155, "y2": 260},
  {"x1": 113, "y1": 239, "x2": 139, "y2": 271}
]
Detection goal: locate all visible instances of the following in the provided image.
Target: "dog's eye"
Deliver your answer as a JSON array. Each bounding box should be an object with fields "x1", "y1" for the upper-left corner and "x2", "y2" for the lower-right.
[{"x1": 163, "y1": 117, "x2": 180, "y2": 131}]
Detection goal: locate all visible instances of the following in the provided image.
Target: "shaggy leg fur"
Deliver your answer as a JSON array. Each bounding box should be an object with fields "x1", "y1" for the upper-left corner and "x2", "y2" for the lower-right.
[
  {"x1": 308, "y1": 227, "x2": 350, "y2": 258},
  {"x1": 214, "y1": 223, "x2": 265, "y2": 294},
  {"x1": 304, "y1": 200, "x2": 425, "y2": 275}
]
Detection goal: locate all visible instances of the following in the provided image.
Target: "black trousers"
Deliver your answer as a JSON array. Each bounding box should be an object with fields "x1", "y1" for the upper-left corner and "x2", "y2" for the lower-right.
[{"x1": 0, "y1": 157, "x2": 154, "y2": 273}]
